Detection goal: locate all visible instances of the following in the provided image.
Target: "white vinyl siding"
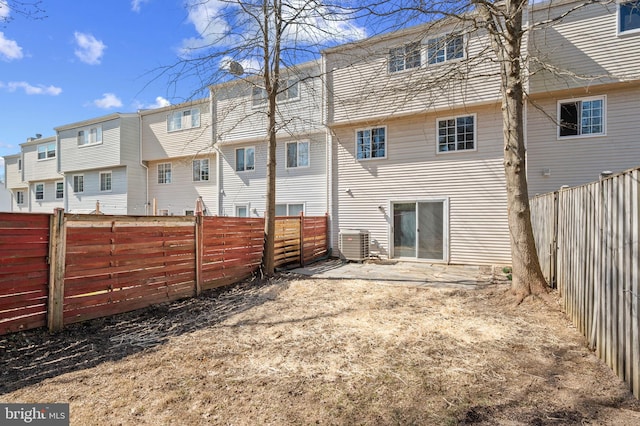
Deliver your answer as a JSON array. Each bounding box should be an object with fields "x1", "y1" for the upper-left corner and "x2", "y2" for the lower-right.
[
  {"x1": 147, "y1": 157, "x2": 217, "y2": 217},
  {"x1": 527, "y1": 86, "x2": 640, "y2": 195},
  {"x1": 331, "y1": 107, "x2": 510, "y2": 265},
  {"x1": 20, "y1": 137, "x2": 58, "y2": 183},
  {"x1": 67, "y1": 167, "x2": 128, "y2": 215}
]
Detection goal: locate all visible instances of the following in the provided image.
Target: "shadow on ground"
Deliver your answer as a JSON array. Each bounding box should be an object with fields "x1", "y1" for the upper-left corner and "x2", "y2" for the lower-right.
[{"x1": 0, "y1": 275, "x2": 287, "y2": 395}]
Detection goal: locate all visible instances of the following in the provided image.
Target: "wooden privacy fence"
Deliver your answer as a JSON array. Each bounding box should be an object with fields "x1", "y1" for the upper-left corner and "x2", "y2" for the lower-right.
[
  {"x1": 530, "y1": 167, "x2": 639, "y2": 398},
  {"x1": 0, "y1": 211, "x2": 329, "y2": 336}
]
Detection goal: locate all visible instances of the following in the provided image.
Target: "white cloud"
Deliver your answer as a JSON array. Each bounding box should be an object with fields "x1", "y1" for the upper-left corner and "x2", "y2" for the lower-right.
[
  {"x1": 93, "y1": 93, "x2": 123, "y2": 109},
  {"x1": 131, "y1": 0, "x2": 150, "y2": 12},
  {"x1": 147, "y1": 96, "x2": 170, "y2": 108},
  {"x1": 74, "y1": 32, "x2": 106, "y2": 65},
  {"x1": 180, "y1": 0, "x2": 230, "y2": 55},
  {"x1": 0, "y1": 81, "x2": 62, "y2": 95},
  {"x1": 0, "y1": 31, "x2": 23, "y2": 61},
  {"x1": 0, "y1": 1, "x2": 10, "y2": 20}
]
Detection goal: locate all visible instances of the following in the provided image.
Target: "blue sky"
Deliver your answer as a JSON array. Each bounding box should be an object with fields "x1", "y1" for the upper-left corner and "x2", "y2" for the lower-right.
[
  {"x1": 0, "y1": 1, "x2": 220, "y2": 175},
  {"x1": 0, "y1": 0, "x2": 375, "y2": 178}
]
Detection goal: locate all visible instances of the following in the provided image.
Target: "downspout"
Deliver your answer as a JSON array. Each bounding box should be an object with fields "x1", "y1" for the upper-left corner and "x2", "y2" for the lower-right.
[
  {"x1": 210, "y1": 86, "x2": 223, "y2": 216},
  {"x1": 138, "y1": 111, "x2": 149, "y2": 215},
  {"x1": 322, "y1": 53, "x2": 334, "y2": 255}
]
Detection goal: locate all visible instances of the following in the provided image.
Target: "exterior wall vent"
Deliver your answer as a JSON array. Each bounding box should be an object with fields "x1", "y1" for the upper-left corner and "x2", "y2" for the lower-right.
[{"x1": 339, "y1": 229, "x2": 370, "y2": 262}]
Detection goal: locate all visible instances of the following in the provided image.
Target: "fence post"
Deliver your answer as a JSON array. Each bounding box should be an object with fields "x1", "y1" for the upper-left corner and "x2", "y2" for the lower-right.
[
  {"x1": 299, "y1": 212, "x2": 305, "y2": 267},
  {"x1": 48, "y1": 208, "x2": 66, "y2": 333},
  {"x1": 195, "y1": 213, "x2": 203, "y2": 296}
]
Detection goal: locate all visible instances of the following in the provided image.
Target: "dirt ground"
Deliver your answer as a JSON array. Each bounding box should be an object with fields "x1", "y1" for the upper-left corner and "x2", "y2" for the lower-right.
[{"x1": 2, "y1": 271, "x2": 640, "y2": 425}]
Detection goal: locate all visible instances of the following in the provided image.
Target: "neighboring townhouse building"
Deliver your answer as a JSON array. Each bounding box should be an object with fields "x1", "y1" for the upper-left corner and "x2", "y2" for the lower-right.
[
  {"x1": 323, "y1": 19, "x2": 511, "y2": 265},
  {"x1": 56, "y1": 113, "x2": 147, "y2": 215},
  {"x1": 19, "y1": 135, "x2": 64, "y2": 213},
  {"x1": 3, "y1": 153, "x2": 28, "y2": 212},
  {"x1": 141, "y1": 99, "x2": 217, "y2": 216},
  {"x1": 211, "y1": 60, "x2": 328, "y2": 218},
  {"x1": 0, "y1": 180, "x2": 10, "y2": 212},
  {"x1": 526, "y1": 0, "x2": 640, "y2": 195}
]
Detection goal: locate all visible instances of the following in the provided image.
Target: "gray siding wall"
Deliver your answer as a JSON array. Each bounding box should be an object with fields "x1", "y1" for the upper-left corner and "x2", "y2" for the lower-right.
[
  {"x1": 59, "y1": 118, "x2": 122, "y2": 172},
  {"x1": 141, "y1": 101, "x2": 213, "y2": 161},
  {"x1": 528, "y1": 1, "x2": 640, "y2": 93},
  {"x1": 324, "y1": 24, "x2": 501, "y2": 125},
  {"x1": 527, "y1": 85, "x2": 640, "y2": 195},
  {"x1": 147, "y1": 155, "x2": 218, "y2": 216},
  {"x1": 119, "y1": 115, "x2": 142, "y2": 166},
  {"x1": 218, "y1": 133, "x2": 327, "y2": 217},
  {"x1": 66, "y1": 166, "x2": 128, "y2": 215},
  {"x1": 331, "y1": 104, "x2": 511, "y2": 266},
  {"x1": 4, "y1": 156, "x2": 24, "y2": 190},
  {"x1": 126, "y1": 164, "x2": 149, "y2": 215},
  {"x1": 29, "y1": 179, "x2": 64, "y2": 213}
]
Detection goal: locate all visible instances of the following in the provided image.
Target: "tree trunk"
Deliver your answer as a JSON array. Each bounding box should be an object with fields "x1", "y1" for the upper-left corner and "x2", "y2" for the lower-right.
[{"x1": 483, "y1": 0, "x2": 548, "y2": 301}]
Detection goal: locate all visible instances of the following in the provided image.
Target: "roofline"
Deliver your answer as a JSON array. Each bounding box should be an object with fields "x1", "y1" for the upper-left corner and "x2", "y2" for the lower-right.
[
  {"x1": 20, "y1": 135, "x2": 56, "y2": 147},
  {"x1": 138, "y1": 97, "x2": 209, "y2": 117},
  {"x1": 54, "y1": 112, "x2": 138, "y2": 132}
]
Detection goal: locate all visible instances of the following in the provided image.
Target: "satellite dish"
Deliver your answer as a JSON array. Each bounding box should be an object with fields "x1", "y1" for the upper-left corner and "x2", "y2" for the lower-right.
[{"x1": 229, "y1": 61, "x2": 244, "y2": 76}]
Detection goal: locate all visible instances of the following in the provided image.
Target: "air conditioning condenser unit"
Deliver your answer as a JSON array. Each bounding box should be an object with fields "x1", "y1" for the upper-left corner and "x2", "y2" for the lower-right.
[{"x1": 339, "y1": 229, "x2": 370, "y2": 262}]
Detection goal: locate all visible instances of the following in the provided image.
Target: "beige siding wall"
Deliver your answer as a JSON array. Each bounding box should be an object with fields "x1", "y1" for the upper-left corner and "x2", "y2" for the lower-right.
[
  {"x1": 126, "y1": 165, "x2": 149, "y2": 215},
  {"x1": 66, "y1": 166, "x2": 129, "y2": 215},
  {"x1": 59, "y1": 118, "x2": 122, "y2": 172},
  {"x1": 119, "y1": 115, "x2": 142, "y2": 166},
  {"x1": 214, "y1": 63, "x2": 324, "y2": 142},
  {"x1": 4, "y1": 156, "x2": 24, "y2": 190},
  {"x1": 325, "y1": 25, "x2": 501, "y2": 125},
  {"x1": 331, "y1": 104, "x2": 511, "y2": 265},
  {"x1": 528, "y1": 1, "x2": 640, "y2": 93},
  {"x1": 527, "y1": 85, "x2": 640, "y2": 195},
  {"x1": 147, "y1": 155, "x2": 217, "y2": 216},
  {"x1": 141, "y1": 101, "x2": 213, "y2": 161},
  {"x1": 218, "y1": 133, "x2": 327, "y2": 217},
  {"x1": 21, "y1": 137, "x2": 60, "y2": 182}
]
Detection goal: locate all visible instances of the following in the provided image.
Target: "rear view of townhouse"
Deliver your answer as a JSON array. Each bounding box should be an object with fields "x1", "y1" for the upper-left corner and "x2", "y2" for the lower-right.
[
  {"x1": 323, "y1": 0, "x2": 640, "y2": 265},
  {"x1": 3, "y1": 0, "x2": 639, "y2": 267}
]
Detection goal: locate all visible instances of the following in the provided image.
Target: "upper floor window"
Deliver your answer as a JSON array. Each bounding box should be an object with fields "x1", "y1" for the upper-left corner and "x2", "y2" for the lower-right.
[
  {"x1": 286, "y1": 141, "x2": 309, "y2": 168},
  {"x1": 356, "y1": 127, "x2": 386, "y2": 160},
  {"x1": 16, "y1": 191, "x2": 24, "y2": 205},
  {"x1": 427, "y1": 34, "x2": 464, "y2": 65},
  {"x1": 73, "y1": 175, "x2": 84, "y2": 193},
  {"x1": 437, "y1": 115, "x2": 476, "y2": 153},
  {"x1": 77, "y1": 126, "x2": 102, "y2": 146},
  {"x1": 252, "y1": 79, "x2": 299, "y2": 106},
  {"x1": 235, "y1": 204, "x2": 249, "y2": 217},
  {"x1": 17, "y1": 158, "x2": 22, "y2": 171},
  {"x1": 558, "y1": 96, "x2": 605, "y2": 138},
  {"x1": 35, "y1": 183, "x2": 44, "y2": 200},
  {"x1": 37, "y1": 142, "x2": 56, "y2": 160},
  {"x1": 167, "y1": 108, "x2": 201, "y2": 132},
  {"x1": 619, "y1": 1, "x2": 640, "y2": 34},
  {"x1": 389, "y1": 42, "x2": 421, "y2": 73},
  {"x1": 100, "y1": 171, "x2": 112, "y2": 192},
  {"x1": 193, "y1": 159, "x2": 210, "y2": 182},
  {"x1": 235, "y1": 147, "x2": 255, "y2": 172},
  {"x1": 158, "y1": 163, "x2": 172, "y2": 184},
  {"x1": 56, "y1": 181, "x2": 64, "y2": 199}
]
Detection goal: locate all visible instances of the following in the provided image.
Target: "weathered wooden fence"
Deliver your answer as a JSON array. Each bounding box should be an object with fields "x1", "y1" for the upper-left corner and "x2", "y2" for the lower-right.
[
  {"x1": 0, "y1": 211, "x2": 329, "y2": 336},
  {"x1": 530, "y1": 167, "x2": 640, "y2": 398}
]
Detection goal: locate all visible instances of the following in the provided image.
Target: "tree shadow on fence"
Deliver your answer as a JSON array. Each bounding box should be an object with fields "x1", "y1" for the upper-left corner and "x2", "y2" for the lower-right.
[{"x1": 0, "y1": 274, "x2": 288, "y2": 395}]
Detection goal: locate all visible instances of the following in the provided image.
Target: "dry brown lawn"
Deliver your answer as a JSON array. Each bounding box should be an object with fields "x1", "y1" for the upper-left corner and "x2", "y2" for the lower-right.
[{"x1": 2, "y1": 272, "x2": 639, "y2": 425}]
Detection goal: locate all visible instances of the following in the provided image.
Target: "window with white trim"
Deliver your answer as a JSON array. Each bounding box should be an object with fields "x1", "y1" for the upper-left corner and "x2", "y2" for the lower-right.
[
  {"x1": 356, "y1": 127, "x2": 386, "y2": 160},
  {"x1": 16, "y1": 191, "x2": 24, "y2": 205},
  {"x1": 73, "y1": 175, "x2": 84, "y2": 193},
  {"x1": 427, "y1": 34, "x2": 464, "y2": 64},
  {"x1": 35, "y1": 183, "x2": 44, "y2": 200},
  {"x1": 158, "y1": 163, "x2": 172, "y2": 184},
  {"x1": 56, "y1": 181, "x2": 64, "y2": 199},
  {"x1": 252, "y1": 78, "x2": 299, "y2": 106},
  {"x1": 286, "y1": 141, "x2": 309, "y2": 168},
  {"x1": 558, "y1": 96, "x2": 605, "y2": 138},
  {"x1": 276, "y1": 203, "x2": 304, "y2": 216},
  {"x1": 235, "y1": 204, "x2": 249, "y2": 217},
  {"x1": 77, "y1": 126, "x2": 102, "y2": 146},
  {"x1": 100, "y1": 171, "x2": 112, "y2": 192},
  {"x1": 167, "y1": 108, "x2": 201, "y2": 132},
  {"x1": 235, "y1": 147, "x2": 255, "y2": 171},
  {"x1": 619, "y1": 1, "x2": 640, "y2": 34},
  {"x1": 192, "y1": 159, "x2": 210, "y2": 181},
  {"x1": 37, "y1": 142, "x2": 56, "y2": 160},
  {"x1": 389, "y1": 42, "x2": 421, "y2": 73},
  {"x1": 437, "y1": 115, "x2": 476, "y2": 153}
]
